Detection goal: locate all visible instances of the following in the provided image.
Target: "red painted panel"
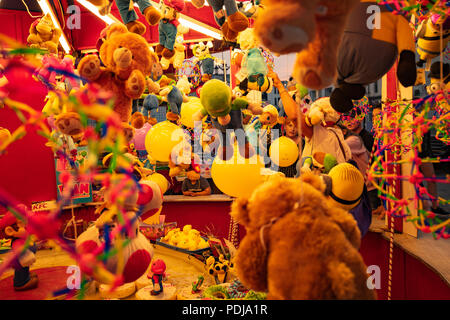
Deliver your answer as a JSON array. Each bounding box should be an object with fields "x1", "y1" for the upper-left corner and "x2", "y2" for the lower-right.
[
  {"x1": 0, "y1": 72, "x2": 56, "y2": 208},
  {"x1": 0, "y1": 9, "x2": 38, "y2": 44},
  {"x1": 404, "y1": 253, "x2": 450, "y2": 299}
]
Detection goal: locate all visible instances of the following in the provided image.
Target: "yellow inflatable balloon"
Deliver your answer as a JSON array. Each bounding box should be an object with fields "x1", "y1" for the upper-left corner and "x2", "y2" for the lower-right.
[
  {"x1": 147, "y1": 173, "x2": 169, "y2": 194},
  {"x1": 211, "y1": 145, "x2": 265, "y2": 198},
  {"x1": 145, "y1": 121, "x2": 187, "y2": 162},
  {"x1": 180, "y1": 97, "x2": 205, "y2": 129},
  {"x1": 269, "y1": 136, "x2": 299, "y2": 167}
]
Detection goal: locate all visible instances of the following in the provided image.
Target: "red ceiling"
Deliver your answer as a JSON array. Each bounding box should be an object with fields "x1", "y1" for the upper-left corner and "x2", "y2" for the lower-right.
[{"x1": 0, "y1": 1, "x2": 226, "y2": 52}]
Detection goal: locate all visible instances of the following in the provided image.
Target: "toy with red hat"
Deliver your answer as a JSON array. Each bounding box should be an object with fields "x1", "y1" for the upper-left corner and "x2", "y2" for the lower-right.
[{"x1": 155, "y1": 0, "x2": 186, "y2": 59}]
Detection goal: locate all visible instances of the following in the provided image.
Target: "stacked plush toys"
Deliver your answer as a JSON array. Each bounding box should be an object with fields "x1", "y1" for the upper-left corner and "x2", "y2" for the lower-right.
[{"x1": 161, "y1": 225, "x2": 209, "y2": 251}]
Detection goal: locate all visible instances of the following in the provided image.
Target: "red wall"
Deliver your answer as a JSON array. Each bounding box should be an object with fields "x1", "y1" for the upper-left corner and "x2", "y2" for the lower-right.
[
  {"x1": 360, "y1": 232, "x2": 450, "y2": 300},
  {"x1": 0, "y1": 68, "x2": 56, "y2": 210},
  {"x1": 0, "y1": 9, "x2": 37, "y2": 44}
]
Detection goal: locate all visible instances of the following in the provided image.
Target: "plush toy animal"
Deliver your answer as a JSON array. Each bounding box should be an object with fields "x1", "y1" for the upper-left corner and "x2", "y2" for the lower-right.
[
  {"x1": 330, "y1": 0, "x2": 417, "y2": 113},
  {"x1": 156, "y1": 0, "x2": 186, "y2": 59},
  {"x1": 77, "y1": 24, "x2": 158, "y2": 123},
  {"x1": 194, "y1": 79, "x2": 263, "y2": 160},
  {"x1": 27, "y1": 13, "x2": 62, "y2": 54},
  {"x1": 160, "y1": 32, "x2": 187, "y2": 70},
  {"x1": 416, "y1": 14, "x2": 450, "y2": 68},
  {"x1": 191, "y1": 0, "x2": 249, "y2": 42},
  {"x1": 254, "y1": 0, "x2": 359, "y2": 91},
  {"x1": 85, "y1": 0, "x2": 162, "y2": 35},
  {"x1": 192, "y1": 41, "x2": 219, "y2": 82},
  {"x1": 230, "y1": 173, "x2": 377, "y2": 300}
]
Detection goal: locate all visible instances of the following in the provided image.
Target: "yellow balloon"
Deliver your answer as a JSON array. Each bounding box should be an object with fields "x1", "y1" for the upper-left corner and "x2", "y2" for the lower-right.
[
  {"x1": 147, "y1": 173, "x2": 169, "y2": 194},
  {"x1": 145, "y1": 121, "x2": 187, "y2": 162},
  {"x1": 180, "y1": 97, "x2": 205, "y2": 128},
  {"x1": 269, "y1": 136, "x2": 299, "y2": 167},
  {"x1": 211, "y1": 145, "x2": 265, "y2": 198}
]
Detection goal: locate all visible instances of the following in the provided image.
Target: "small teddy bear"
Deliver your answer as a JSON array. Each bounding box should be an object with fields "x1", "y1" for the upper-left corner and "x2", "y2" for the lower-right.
[
  {"x1": 156, "y1": 0, "x2": 186, "y2": 59},
  {"x1": 230, "y1": 173, "x2": 377, "y2": 300},
  {"x1": 77, "y1": 24, "x2": 159, "y2": 123},
  {"x1": 191, "y1": 0, "x2": 249, "y2": 42}
]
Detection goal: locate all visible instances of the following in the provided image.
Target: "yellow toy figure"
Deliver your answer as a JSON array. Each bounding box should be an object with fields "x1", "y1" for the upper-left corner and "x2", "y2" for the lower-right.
[
  {"x1": 416, "y1": 14, "x2": 450, "y2": 68},
  {"x1": 27, "y1": 14, "x2": 62, "y2": 54},
  {"x1": 191, "y1": 41, "x2": 223, "y2": 82}
]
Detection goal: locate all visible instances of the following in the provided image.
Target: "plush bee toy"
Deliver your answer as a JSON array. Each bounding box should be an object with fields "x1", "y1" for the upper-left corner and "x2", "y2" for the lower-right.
[{"x1": 416, "y1": 14, "x2": 450, "y2": 68}]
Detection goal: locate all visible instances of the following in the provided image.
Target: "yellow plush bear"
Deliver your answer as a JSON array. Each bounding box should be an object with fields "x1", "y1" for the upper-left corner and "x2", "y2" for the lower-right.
[{"x1": 27, "y1": 14, "x2": 62, "y2": 54}]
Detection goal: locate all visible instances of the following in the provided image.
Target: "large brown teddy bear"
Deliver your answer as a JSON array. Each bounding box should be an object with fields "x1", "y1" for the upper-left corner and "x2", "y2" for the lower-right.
[
  {"x1": 230, "y1": 174, "x2": 377, "y2": 300},
  {"x1": 77, "y1": 24, "x2": 159, "y2": 123},
  {"x1": 254, "y1": 0, "x2": 359, "y2": 90}
]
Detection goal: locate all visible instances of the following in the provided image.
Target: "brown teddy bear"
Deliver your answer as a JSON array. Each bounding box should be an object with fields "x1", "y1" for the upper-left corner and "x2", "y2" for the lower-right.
[
  {"x1": 27, "y1": 13, "x2": 62, "y2": 54},
  {"x1": 77, "y1": 24, "x2": 159, "y2": 123},
  {"x1": 254, "y1": 0, "x2": 359, "y2": 90},
  {"x1": 230, "y1": 173, "x2": 377, "y2": 300}
]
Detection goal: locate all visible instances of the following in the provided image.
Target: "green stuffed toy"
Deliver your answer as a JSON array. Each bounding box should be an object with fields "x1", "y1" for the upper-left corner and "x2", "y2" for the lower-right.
[{"x1": 194, "y1": 79, "x2": 263, "y2": 160}]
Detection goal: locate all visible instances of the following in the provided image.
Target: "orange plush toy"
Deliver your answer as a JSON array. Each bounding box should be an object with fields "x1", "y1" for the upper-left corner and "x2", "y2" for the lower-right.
[
  {"x1": 77, "y1": 24, "x2": 159, "y2": 123},
  {"x1": 230, "y1": 173, "x2": 377, "y2": 300},
  {"x1": 254, "y1": 0, "x2": 359, "y2": 90}
]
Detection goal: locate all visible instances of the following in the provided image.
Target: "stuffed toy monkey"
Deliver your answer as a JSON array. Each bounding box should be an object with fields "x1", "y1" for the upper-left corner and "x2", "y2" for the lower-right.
[
  {"x1": 254, "y1": 0, "x2": 359, "y2": 91},
  {"x1": 330, "y1": 0, "x2": 417, "y2": 113},
  {"x1": 86, "y1": 0, "x2": 162, "y2": 35},
  {"x1": 156, "y1": 0, "x2": 186, "y2": 59},
  {"x1": 27, "y1": 13, "x2": 62, "y2": 54},
  {"x1": 191, "y1": 0, "x2": 249, "y2": 42}
]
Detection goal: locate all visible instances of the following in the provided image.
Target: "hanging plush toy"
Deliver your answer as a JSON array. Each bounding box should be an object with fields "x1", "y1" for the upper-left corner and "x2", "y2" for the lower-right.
[
  {"x1": 416, "y1": 14, "x2": 450, "y2": 68},
  {"x1": 193, "y1": 79, "x2": 263, "y2": 160},
  {"x1": 27, "y1": 13, "x2": 62, "y2": 54},
  {"x1": 191, "y1": 0, "x2": 249, "y2": 42},
  {"x1": 160, "y1": 32, "x2": 188, "y2": 70},
  {"x1": 77, "y1": 24, "x2": 159, "y2": 123},
  {"x1": 192, "y1": 41, "x2": 220, "y2": 82},
  {"x1": 330, "y1": 0, "x2": 418, "y2": 113},
  {"x1": 156, "y1": 0, "x2": 186, "y2": 59},
  {"x1": 86, "y1": 0, "x2": 162, "y2": 35},
  {"x1": 254, "y1": 0, "x2": 359, "y2": 91}
]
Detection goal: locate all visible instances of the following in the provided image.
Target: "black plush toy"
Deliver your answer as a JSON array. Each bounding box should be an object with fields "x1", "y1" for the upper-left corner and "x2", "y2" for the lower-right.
[{"x1": 331, "y1": 1, "x2": 417, "y2": 113}]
